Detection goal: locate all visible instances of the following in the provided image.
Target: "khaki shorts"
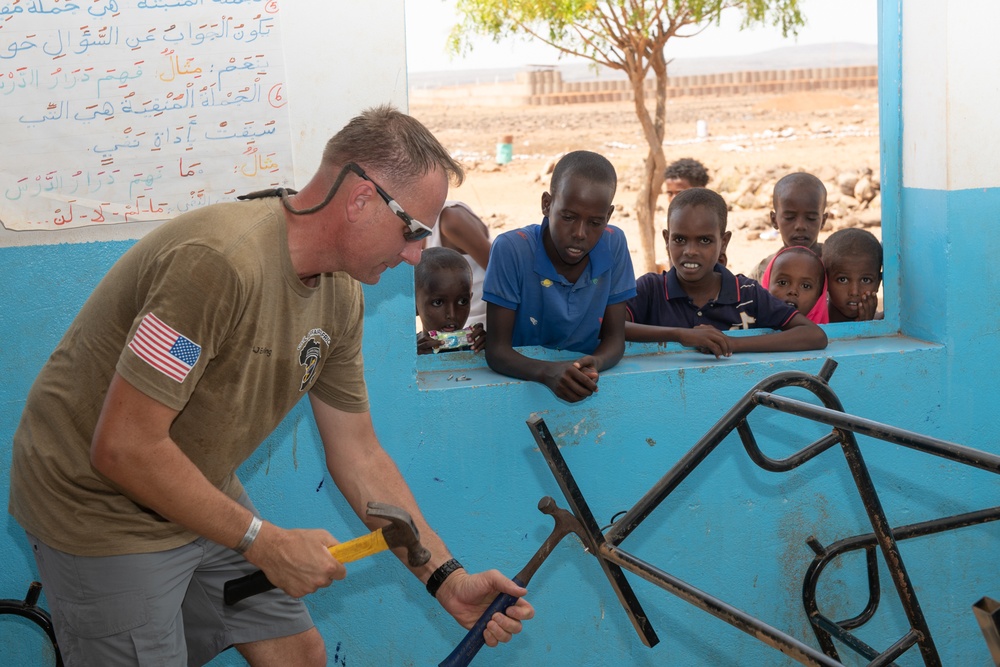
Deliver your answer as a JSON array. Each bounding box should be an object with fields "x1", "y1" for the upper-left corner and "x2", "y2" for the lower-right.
[{"x1": 26, "y1": 496, "x2": 313, "y2": 667}]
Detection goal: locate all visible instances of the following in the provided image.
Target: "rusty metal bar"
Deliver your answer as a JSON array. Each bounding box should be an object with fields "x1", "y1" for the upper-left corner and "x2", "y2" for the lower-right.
[
  {"x1": 836, "y1": 432, "x2": 940, "y2": 663},
  {"x1": 605, "y1": 368, "x2": 843, "y2": 547},
  {"x1": 525, "y1": 359, "x2": 1000, "y2": 666},
  {"x1": 0, "y1": 582, "x2": 62, "y2": 667},
  {"x1": 752, "y1": 392, "x2": 1000, "y2": 474},
  {"x1": 973, "y1": 597, "x2": 1000, "y2": 666},
  {"x1": 528, "y1": 415, "x2": 660, "y2": 648},
  {"x1": 803, "y1": 507, "x2": 1000, "y2": 663},
  {"x1": 602, "y1": 545, "x2": 844, "y2": 667}
]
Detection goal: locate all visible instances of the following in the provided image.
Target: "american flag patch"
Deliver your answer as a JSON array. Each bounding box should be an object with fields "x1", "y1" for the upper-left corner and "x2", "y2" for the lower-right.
[{"x1": 128, "y1": 312, "x2": 201, "y2": 383}]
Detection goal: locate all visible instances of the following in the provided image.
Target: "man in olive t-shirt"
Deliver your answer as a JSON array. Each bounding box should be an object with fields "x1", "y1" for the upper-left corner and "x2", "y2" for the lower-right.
[{"x1": 9, "y1": 106, "x2": 533, "y2": 667}]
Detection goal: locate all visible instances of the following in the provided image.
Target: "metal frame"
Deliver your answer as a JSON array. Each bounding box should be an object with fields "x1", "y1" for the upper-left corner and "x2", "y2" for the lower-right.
[
  {"x1": 0, "y1": 582, "x2": 62, "y2": 667},
  {"x1": 528, "y1": 359, "x2": 1000, "y2": 666}
]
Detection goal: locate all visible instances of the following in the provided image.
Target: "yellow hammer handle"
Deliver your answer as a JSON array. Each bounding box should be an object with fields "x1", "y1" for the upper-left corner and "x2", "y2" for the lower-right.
[{"x1": 328, "y1": 529, "x2": 389, "y2": 563}]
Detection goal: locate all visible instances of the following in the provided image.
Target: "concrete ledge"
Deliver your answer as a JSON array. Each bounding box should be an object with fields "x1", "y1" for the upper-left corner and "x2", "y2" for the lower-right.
[{"x1": 416, "y1": 334, "x2": 941, "y2": 392}]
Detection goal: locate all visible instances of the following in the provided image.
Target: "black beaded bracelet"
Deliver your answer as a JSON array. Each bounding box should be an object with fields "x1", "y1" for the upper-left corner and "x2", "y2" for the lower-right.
[{"x1": 426, "y1": 558, "x2": 464, "y2": 598}]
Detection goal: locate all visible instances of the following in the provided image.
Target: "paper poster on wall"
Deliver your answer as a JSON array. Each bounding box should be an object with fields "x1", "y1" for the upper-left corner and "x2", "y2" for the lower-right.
[{"x1": 0, "y1": 0, "x2": 293, "y2": 230}]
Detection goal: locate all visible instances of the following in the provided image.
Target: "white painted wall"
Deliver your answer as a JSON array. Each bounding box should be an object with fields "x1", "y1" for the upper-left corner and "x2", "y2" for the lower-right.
[
  {"x1": 281, "y1": 1, "x2": 409, "y2": 184},
  {"x1": 903, "y1": 0, "x2": 1000, "y2": 190}
]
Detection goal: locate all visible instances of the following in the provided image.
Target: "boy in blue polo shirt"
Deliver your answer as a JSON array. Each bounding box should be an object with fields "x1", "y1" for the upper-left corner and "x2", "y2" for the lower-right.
[
  {"x1": 625, "y1": 188, "x2": 827, "y2": 357},
  {"x1": 483, "y1": 150, "x2": 636, "y2": 403}
]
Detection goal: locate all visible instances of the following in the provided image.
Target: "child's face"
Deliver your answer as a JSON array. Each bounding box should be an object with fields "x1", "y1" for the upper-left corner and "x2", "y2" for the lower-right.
[
  {"x1": 826, "y1": 256, "x2": 882, "y2": 321},
  {"x1": 665, "y1": 177, "x2": 693, "y2": 202},
  {"x1": 770, "y1": 186, "x2": 827, "y2": 249},
  {"x1": 415, "y1": 267, "x2": 472, "y2": 333},
  {"x1": 541, "y1": 174, "x2": 615, "y2": 269},
  {"x1": 662, "y1": 205, "x2": 730, "y2": 286},
  {"x1": 768, "y1": 252, "x2": 825, "y2": 315}
]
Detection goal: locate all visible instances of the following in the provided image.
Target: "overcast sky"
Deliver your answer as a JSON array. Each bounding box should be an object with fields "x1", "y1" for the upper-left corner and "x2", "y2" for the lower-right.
[{"x1": 404, "y1": 0, "x2": 879, "y2": 72}]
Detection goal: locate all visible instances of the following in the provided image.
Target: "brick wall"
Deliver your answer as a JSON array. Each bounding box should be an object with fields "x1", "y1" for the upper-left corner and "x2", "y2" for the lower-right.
[{"x1": 409, "y1": 65, "x2": 878, "y2": 107}]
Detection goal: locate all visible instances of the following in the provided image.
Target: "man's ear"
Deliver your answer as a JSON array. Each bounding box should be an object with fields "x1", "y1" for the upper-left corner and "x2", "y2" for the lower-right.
[
  {"x1": 541, "y1": 191, "x2": 552, "y2": 217},
  {"x1": 769, "y1": 210, "x2": 778, "y2": 229},
  {"x1": 346, "y1": 181, "x2": 375, "y2": 223}
]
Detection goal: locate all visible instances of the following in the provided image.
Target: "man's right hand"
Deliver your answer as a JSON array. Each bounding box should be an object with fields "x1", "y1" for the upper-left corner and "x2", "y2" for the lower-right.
[
  {"x1": 678, "y1": 325, "x2": 733, "y2": 358},
  {"x1": 244, "y1": 522, "x2": 346, "y2": 598}
]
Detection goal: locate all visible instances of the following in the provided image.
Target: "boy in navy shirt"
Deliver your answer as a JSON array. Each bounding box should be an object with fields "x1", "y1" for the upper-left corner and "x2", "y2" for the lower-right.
[
  {"x1": 483, "y1": 150, "x2": 636, "y2": 402},
  {"x1": 625, "y1": 188, "x2": 827, "y2": 357}
]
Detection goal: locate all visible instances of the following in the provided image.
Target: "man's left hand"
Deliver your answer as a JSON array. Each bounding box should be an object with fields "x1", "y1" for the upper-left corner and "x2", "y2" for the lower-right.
[{"x1": 436, "y1": 569, "x2": 535, "y2": 647}]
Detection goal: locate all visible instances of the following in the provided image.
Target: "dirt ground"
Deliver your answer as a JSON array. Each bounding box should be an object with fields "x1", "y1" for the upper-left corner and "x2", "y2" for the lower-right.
[{"x1": 409, "y1": 87, "x2": 881, "y2": 277}]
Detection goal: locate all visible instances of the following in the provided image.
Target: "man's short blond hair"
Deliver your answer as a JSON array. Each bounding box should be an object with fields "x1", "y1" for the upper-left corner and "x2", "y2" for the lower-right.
[{"x1": 322, "y1": 105, "x2": 464, "y2": 192}]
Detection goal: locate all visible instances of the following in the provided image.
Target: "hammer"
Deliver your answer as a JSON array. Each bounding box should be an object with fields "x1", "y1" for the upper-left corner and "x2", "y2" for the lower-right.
[
  {"x1": 223, "y1": 501, "x2": 430, "y2": 606},
  {"x1": 438, "y1": 496, "x2": 586, "y2": 667}
]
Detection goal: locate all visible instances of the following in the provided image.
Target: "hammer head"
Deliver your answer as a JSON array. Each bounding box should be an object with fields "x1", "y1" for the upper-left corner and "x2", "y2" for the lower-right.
[{"x1": 366, "y1": 501, "x2": 432, "y2": 567}]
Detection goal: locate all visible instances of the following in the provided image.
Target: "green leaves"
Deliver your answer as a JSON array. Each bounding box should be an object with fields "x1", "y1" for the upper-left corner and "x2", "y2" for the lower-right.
[
  {"x1": 451, "y1": 1, "x2": 804, "y2": 65},
  {"x1": 447, "y1": 0, "x2": 806, "y2": 272}
]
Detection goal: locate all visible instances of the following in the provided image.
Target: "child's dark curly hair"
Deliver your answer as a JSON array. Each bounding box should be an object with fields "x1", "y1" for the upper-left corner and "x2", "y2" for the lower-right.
[{"x1": 664, "y1": 158, "x2": 709, "y2": 187}]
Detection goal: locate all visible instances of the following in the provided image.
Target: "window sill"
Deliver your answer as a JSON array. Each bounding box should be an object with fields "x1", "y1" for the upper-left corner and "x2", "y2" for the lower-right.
[{"x1": 415, "y1": 331, "x2": 941, "y2": 391}]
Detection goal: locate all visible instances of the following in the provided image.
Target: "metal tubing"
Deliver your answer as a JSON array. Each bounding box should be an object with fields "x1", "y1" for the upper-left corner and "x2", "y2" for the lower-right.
[
  {"x1": 868, "y1": 630, "x2": 921, "y2": 667},
  {"x1": 0, "y1": 582, "x2": 62, "y2": 667},
  {"x1": 603, "y1": 546, "x2": 845, "y2": 667},
  {"x1": 836, "y1": 433, "x2": 940, "y2": 663},
  {"x1": 737, "y1": 421, "x2": 843, "y2": 473},
  {"x1": 753, "y1": 392, "x2": 1000, "y2": 474},
  {"x1": 803, "y1": 508, "x2": 1000, "y2": 660},
  {"x1": 972, "y1": 597, "x2": 1000, "y2": 666},
  {"x1": 524, "y1": 360, "x2": 1000, "y2": 667},
  {"x1": 606, "y1": 368, "x2": 834, "y2": 545},
  {"x1": 528, "y1": 416, "x2": 660, "y2": 648}
]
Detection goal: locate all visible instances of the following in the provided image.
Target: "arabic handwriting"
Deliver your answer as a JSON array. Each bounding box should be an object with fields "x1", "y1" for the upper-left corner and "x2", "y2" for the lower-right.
[
  {"x1": 19, "y1": 99, "x2": 69, "y2": 123},
  {"x1": 27, "y1": 1, "x2": 81, "y2": 15},
  {"x1": 87, "y1": 0, "x2": 118, "y2": 17},
  {"x1": 75, "y1": 26, "x2": 119, "y2": 55},
  {"x1": 3, "y1": 1, "x2": 288, "y2": 229},
  {"x1": 1, "y1": 40, "x2": 38, "y2": 60},
  {"x1": 73, "y1": 99, "x2": 114, "y2": 120},
  {"x1": 137, "y1": 0, "x2": 200, "y2": 8}
]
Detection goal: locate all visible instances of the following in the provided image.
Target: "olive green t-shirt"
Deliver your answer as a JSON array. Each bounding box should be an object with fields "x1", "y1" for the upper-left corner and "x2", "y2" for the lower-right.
[{"x1": 9, "y1": 198, "x2": 369, "y2": 556}]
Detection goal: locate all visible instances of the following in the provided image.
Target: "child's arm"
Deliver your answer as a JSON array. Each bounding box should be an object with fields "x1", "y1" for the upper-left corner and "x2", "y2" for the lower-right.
[
  {"x1": 728, "y1": 312, "x2": 828, "y2": 353},
  {"x1": 625, "y1": 321, "x2": 734, "y2": 358},
  {"x1": 583, "y1": 302, "x2": 628, "y2": 373},
  {"x1": 485, "y1": 303, "x2": 599, "y2": 403},
  {"x1": 440, "y1": 205, "x2": 492, "y2": 270}
]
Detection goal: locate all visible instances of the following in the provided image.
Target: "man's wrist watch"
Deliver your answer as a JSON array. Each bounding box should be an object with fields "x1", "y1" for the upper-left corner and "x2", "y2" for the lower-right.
[{"x1": 426, "y1": 558, "x2": 464, "y2": 598}]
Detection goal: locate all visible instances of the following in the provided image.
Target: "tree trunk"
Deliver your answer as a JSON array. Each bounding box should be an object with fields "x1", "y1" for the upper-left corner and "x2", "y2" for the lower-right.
[{"x1": 630, "y1": 51, "x2": 670, "y2": 274}]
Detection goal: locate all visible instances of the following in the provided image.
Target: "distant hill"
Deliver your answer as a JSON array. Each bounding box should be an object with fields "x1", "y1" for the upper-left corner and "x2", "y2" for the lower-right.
[{"x1": 408, "y1": 42, "x2": 877, "y2": 89}]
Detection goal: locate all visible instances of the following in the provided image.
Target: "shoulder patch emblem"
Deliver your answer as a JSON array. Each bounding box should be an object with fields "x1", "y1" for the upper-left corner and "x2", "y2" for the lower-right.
[{"x1": 297, "y1": 328, "x2": 332, "y2": 391}]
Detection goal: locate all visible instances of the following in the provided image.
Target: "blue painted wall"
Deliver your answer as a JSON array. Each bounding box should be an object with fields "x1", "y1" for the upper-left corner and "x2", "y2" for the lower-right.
[{"x1": 3, "y1": 2, "x2": 1000, "y2": 665}]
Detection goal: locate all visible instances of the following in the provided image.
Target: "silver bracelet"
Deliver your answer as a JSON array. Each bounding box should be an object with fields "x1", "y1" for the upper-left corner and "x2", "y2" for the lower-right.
[{"x1": 234, "y1": 515, "x2": 262, "y2": 555}]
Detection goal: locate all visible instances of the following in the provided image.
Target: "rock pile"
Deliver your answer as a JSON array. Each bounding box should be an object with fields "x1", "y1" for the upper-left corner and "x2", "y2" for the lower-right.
[
  {"x1": 614, "y1": 162, "x2": 881, "y2": 239},
  {"x1": 722, "y1": 164, "x2": 882, "y2": 238}
]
